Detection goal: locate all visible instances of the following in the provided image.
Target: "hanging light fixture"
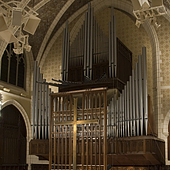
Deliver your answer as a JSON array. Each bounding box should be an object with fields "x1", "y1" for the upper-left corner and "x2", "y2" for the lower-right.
[
  {"x1": 0, "y1": 0, "x2": 41, "y2": 54},
  {"x1": 131, "y1": 0, "x2": 167, "y2": 28}
]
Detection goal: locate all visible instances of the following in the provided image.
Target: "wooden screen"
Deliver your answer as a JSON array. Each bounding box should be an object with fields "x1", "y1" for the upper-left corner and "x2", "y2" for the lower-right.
[{"x1": 49, "y1": 88, "x2": 107, "y2": 170}]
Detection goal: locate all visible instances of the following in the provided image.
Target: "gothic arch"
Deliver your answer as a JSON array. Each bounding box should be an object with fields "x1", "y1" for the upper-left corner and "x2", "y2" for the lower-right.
[{"x1": 36, "y1": 0, "x2": 75, "y2": 65}]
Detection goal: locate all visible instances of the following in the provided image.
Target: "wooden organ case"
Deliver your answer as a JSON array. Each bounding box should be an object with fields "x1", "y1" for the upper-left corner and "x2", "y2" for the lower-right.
[{"x1": 29, "y1": 4, "x2": 165, "y2": 170}]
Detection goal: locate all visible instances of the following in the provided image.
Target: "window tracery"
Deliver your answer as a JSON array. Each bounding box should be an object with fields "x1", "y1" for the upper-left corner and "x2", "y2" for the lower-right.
[{"x1": 0, "y1": 43, "x2": 26, "y2": 89}]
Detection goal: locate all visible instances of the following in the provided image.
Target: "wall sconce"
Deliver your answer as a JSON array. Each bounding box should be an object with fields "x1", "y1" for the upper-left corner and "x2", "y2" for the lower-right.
[{"x1": 3, "y1": 88, "x2": 10, "y2": 92}]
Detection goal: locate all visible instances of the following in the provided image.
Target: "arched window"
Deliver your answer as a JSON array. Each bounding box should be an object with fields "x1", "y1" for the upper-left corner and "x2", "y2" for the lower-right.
[{"x1": 0, "y1": 43, "x2": 26, "y2": 89}]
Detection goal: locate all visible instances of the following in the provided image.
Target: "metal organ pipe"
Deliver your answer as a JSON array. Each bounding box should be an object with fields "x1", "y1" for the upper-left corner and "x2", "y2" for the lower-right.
[
  {"x1": 86, "y1": 3, "x2": 90, "y2": 78},
  {"x1": 111, "y1": 7, "x2": 114, "y2": 78},
  {"x1": 61, "y1": 21, "x2": 69, "y2": 81},
  {"x1": 42, "y1": 79, "x2": 46, "y2": 139},
  {"x1": 35, "y1": 67, "x2": 40, "y2": 139},
  {"x1": 62, "y1": 26, "x2": 66, "y2": 81},
  {"x1": 135, "y1": 63, "x2": 140, "y2": 136},
  {"x1": 32, "y1": 61, "x2": 37, "y2": 138},
  {"x1": 122, "y1": 90, "x2": 125, "y2": 137},
  {"x1": 138, "y1": 55, "x2": 143, "y2": 136},
  {"x1": 90, "y1": 8, "x2": 93, "y2": 79},
  {"x1": 84, "y1": 12, "x2": 88, "y2": 77},
  {"x1": 127, "y1": 81, "x2": 130, "y2": 137},
  {"x1": 45, "y1": 84, "x2": 49, "y2": 139},
  {"x1": 143, "y1": 47, "x2": 148, "y2": 135},
  {"x1": 66, "y1": 32, "x2": 69, "y2": 81},
  {"x1": 107, "y1": 47, "x2": 148, "y2": 138},
  {"x1": 32, "y1": 61, "x2": 52, "y2": 139},
  {"x1": 109, "y1": 22, "x2": 111, "y2": 77},
  {"x1": 124, "y1": 85, "x2": 127, "y2": 137},
  {"x1": 38, "y1": 73, "x2": 43, "y2": 139},
  {"x1": 132, "y1": 70, "x2": 136, "y2": 136},
  {"x1": 129, "y1": 76, "x2": 133, "y2": 136}
]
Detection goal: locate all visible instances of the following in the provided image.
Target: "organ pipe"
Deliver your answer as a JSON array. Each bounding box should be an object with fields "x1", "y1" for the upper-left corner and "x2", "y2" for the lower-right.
[
  {"x1": 143, "y1": 47, "x2": 148, "y2": 135},
  {"x1": 32, "y1": 61, "x2": 52, "y2": 139},
  {"x1": 107, "y1": 47, "x2": 148, "y2": 137}
]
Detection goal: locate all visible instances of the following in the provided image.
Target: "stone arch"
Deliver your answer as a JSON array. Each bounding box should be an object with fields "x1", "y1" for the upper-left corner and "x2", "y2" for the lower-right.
[
  {"x1": 1, "y1": 99, "x2": 32, "y2": 168},
  {"x1": 36, "y1": 0, "x2": 75, "y2": 65},
  {"x1": 2, "y1": 100, "x2": 31, "y2": 141}
]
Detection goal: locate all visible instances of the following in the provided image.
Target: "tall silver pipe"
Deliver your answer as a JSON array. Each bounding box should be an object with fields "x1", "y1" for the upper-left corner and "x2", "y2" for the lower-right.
[
  {"x1": 116, "y1": 100, "x2": 119, "y2": 137},
  {"x1": 118, "y1": 96, "x2": 120, "y2": 137},
  {"x1": 82, "y1": 23, "x2": 85, "y2": 65},
  {"x1": 111, "y1": 98, "x2": 114, "y2": 137},
  {"x1": 90, "y1": 7, "x2": 93, "y2": 80},
  {"x1": 66, "y1": 32, "x2": 69, "y2": 81},
  {"x1": 113, "y1": 12, "x2": 117, "y2": 77},
  {"x1": 86, "y1": 3, "x2": 91, "y2": 78},
  {"x1": 138, "y1": 55, "x2": 143, "y2": 136},
  {"x1": 94, "y1": 18, "x2": 97, "y2": 63},
  {"x1": 64, "y1": 21, "x2": 68, "y2": 81},
  {"x1": 124, "y1": 85, "x2": 127, "y2": 137},
  {"x1": 42, "y1": 79, "x2": 46, "y2": 139},
  {"x1": 45, "y1": 84, "x2": 49, "y2": 139},
  {"x1": 132, "y1": 70, "x2": 136, "y2": 136},
  {"x1": 135, "y1": 63, "x2": 140, "y2": 136},
  {"x1": 84, "y1": 12, "x2": 88, "y2": 76},
  {"x1": 62, "y1": 27, "x2": 66, "y2": 81},
  {"x1": 35, "y1": 67, "x2": 40, "y2": 139},
  {"x1": 32, "y1": 61, "x2": 37, "y2": 138},
  {"x1": 109, "y1": 22, "x2": 111, "y2": 77},
  {"x1": 97, "y1": 22, "x2": 99, "y2": 63},
  {"x1": 48, "y1": 89, "x2": 51, "y2": 139},
  {"x1": 127, "y1": 81, "x2": 130, "y2": 137},
  {"x1": 120, "y1": 94, "x2": 122, "y2": 137},
  {"x1": 38, "y1": 74, "x2": 43, "y2": 139},
  {"x1": 129, "y1": 76, "x2": 133, "y2": 136},
  {"x1": 111, "y1": 7, "x2": 114, "y2": 78},
  {"x1": 143, "y1": 47, "x2": 148, "y2": 135},
  {"x1": 108, "y1": 101, "x2": 110, "y2": 137},
  {"x1": 122, "y1": 90, "x2": 125, "y2": 137},
  {"x1": 114, "y1": 97, "x2": 116, "y2": 137}
]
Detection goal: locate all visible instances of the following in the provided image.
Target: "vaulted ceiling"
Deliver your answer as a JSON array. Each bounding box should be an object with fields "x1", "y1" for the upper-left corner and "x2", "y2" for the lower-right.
[{"x1": 2, "y1": 0, "x2": 170, "y2": 60}]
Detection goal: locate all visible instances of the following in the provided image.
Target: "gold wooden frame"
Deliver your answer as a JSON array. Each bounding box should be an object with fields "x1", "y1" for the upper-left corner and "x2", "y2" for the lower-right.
[{"x1": 49, "y1": 88, "x2": 107, "y2": 170}]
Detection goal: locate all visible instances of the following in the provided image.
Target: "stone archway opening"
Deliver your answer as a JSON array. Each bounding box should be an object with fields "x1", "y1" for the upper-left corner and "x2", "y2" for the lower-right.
[{"x1": 0, "y1": 104, "x2": 27, "y2": 169}]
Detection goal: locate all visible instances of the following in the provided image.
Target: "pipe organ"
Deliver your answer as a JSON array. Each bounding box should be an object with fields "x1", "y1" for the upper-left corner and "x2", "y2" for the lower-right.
[
  {"x1": 32, "y1": 46, "x2": 148, "y2": 140},
  {"x1": 29, "y1": 3, "x2": 165, "y2": 168},
  {"x1": 32, "y1": 61, "x2": 52, "y2": 139},
  {"x1": 61, "y1": 4, "x2": 132, "y2": 86},
  {"x1": 31, "y1": 2, "x2": 148, "y2": 140}
]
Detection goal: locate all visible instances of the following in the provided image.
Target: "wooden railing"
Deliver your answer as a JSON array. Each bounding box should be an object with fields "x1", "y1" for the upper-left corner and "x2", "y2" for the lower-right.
[{"x1": 30, "y1": 136, "x2": 165, "y2": 166}]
